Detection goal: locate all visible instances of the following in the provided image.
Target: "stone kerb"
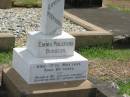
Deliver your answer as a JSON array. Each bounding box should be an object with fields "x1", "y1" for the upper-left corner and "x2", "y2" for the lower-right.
[
  {"x1": 0, "y1": 33, "x2": 15, "y2": 51},
  {"x1": 64, "y1": 11, "x2": 113, "y2": 48},
  {"x1": 0, "y1": 0, "x2": 12, "y2": 9}
]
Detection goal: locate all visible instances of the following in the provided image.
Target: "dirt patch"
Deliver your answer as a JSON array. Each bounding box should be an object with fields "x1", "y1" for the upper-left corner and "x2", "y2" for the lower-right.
[{"x1": 89, "y1": 59, "x2": 130, "y2": 83}]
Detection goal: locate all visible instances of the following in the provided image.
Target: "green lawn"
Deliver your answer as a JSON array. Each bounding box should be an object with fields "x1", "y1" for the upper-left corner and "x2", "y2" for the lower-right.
[
  {"x1": 79, "y1": 48, "x2": 130, "y2": 60},
  {"x1": 1, "y1": 48, "x2": 130, "y2": 64},
  {"x1": 13, "y1": 0, "x2": 130, "y2": 14},
  {"x1": 13, "y1": 0, "x2": 41, "y2": 7},
  {"x1": 79, "y1": 48, "x2": 130, "y2": 96},
  {"x1": 0, "y1": 51, "x2": 12, "y2": 65},
  {"x1": 106, "y1": 0, "x2": 130, "y2": 13},
  {"x1": 118, "y1": 80, "x2": 130, "y2": 95}
]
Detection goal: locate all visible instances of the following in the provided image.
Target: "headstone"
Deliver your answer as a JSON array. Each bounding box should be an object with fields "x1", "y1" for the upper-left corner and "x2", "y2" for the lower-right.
[{"x1": 12, "y1": 0, "x2": 88, "y2": 84}]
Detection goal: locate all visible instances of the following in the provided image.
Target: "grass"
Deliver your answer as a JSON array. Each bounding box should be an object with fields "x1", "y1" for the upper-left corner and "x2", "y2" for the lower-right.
[
  {"x1": 118, "y1": 80, "x2": 130, "y2": 95},
  {"x1": 106, "y1": 0, "x2": 130, "y2": 13},
  {"x1": 79, "y1": 47, "x2": 130, "y2": 96},
  {"x1": 13, "y1": 0, "x2": 130, "y2": 14},
  {"x1": 1, "y1": 47, "x2": 130, "y2": 65},
  {"x1": 0, "y1": 51, "x2": 12, "y2": 65},
  {"x1": 108, "y1": 4, "x2": 130, "y2": 13},
  {"x1": 79, "y1": 48, "x2": 130, "y2": 60},
  {"x1": 13, "y1": 0, "x2": 41, "y2": 7},
  {"x1": 0, "y1": 47, "x2": 130, "y2": 64}
]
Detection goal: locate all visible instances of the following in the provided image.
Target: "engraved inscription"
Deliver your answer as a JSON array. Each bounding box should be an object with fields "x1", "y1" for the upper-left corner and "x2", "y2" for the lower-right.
[
  {"x1": 32, "y1": 62, "x2": 87, "y2": 82},
  {"x1": 38, "y1": 41, "x2": 74, "y2": 47},
  {"x1": 38, "y1": 40, "x2": 74, "y2": 55},
  {"x1": 45, "y1": 49, "x2": 65, "y2": 54}
]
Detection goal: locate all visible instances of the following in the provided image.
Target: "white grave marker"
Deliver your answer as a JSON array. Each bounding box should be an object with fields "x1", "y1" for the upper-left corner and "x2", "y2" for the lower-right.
[{"x1": 12, "y1": 0, "x2": 88, "y2": 84}]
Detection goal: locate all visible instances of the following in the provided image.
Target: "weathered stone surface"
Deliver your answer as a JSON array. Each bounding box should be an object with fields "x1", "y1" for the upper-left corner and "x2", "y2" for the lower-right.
[
  {"x1": 3, "y1": 67, "x2": 96, "y2": 97},
  {"x1": 0, "y1": 0, "x2": 12, "y2": 9},
  {"x1": 0, "y1": 33, "x2": 15, "y2": 51}
]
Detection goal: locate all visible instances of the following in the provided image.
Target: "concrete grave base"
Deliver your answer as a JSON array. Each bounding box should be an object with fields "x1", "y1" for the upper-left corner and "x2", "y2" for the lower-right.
[
  {"x1": 3, "y1": 67, "x2": 96, "y2": 97},
  {"x1": 0, "y1": 33, "x2": 15, "y2": 51}
]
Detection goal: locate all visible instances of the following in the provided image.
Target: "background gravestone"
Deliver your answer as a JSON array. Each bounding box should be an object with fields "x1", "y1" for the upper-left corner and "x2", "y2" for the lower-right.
[{"x1": 0, "y1": 0, "x2": 12, "y2": 9}]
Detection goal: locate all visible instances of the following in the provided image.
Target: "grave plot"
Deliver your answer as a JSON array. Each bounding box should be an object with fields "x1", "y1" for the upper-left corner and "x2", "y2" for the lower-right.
[
  {"x1": 0, "y1": 7, "x2": 112, "y2": 48},
  {"x1": 64, "y1": 11, "x2": 113, "y2": 48},
  {"x1": 3, "y1": 0, "x2": 93, "y2": 97}
]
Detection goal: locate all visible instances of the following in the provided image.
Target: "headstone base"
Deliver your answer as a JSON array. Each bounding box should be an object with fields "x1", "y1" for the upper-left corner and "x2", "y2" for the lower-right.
[
  {"x1": 3, "y1": 68, "x2": 97, "y2": 97},
  {"x1": 13, "y1": 48, "x2": 88, "y2": 84}
]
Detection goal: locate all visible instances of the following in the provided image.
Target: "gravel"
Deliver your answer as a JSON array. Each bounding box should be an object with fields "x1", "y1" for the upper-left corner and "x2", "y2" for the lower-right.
[{"x1": 0, "y1": 8, "x2": 87, "y2": 37}]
